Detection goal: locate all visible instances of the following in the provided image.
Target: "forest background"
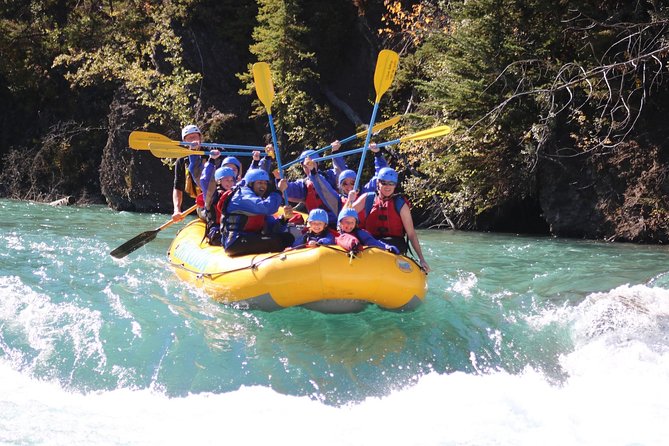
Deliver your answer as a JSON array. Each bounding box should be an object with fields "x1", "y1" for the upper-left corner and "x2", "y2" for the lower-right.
[{"x1": 2, "y1": 0, "x2": 669, "y2": 242}]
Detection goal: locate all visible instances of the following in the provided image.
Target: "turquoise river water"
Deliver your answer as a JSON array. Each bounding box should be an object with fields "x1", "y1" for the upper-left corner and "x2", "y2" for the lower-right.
[{"x1": 1, "y1": 198, "x2": 668, "y2": 445}]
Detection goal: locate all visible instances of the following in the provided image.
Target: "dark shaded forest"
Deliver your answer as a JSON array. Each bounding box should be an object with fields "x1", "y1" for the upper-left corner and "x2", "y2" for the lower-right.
[{"x1": 2, "y1": 0, "x2": 669, "y2": 242}]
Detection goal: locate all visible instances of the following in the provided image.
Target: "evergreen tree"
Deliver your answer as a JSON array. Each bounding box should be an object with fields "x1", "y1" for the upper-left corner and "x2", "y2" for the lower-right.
[
  {"x1": 398, "y1": 0, "x2": 564, "y2": 228},
  {"x1": 393, "y1": 0, "x2": 669, "y2": 231},
  {"x1": 238, "y1": 0, "x2": 335, "y2": 159}
]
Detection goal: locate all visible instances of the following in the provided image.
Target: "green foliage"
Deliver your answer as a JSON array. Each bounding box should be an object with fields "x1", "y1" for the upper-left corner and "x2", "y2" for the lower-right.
[
  {"x1": 51, "y1": 0, "x2": 201, "y2": 126},
  {"x1": 237, "y1": 0, "x2": 335, "y2": 159},
  {"x1": 394, "y1": 0, "x2": 563, "y2": 224}
]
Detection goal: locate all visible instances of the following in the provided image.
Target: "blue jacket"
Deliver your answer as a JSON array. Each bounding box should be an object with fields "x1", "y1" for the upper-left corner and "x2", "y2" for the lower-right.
[
  {"x1": 199, "y1": 160, "x2": 218, "y2": 209},
  {"x1": 310, "y1": 153, "x2": 389, "y2": 215},
  {"x1": 353, "y1": 228, "x2": 396, "y2": 251},
  {"x1": 188, "y1": 154, "x2": 205, "y2": 190},
  {"x1": 223, "y1": 186, "x2": 283, "y2": 248},
  {"x1": 286, "y1": 172, "x2": 339, "y2": 225},
  {"x1": 292, "y1": 229, "x2": 335, "y2": 248}
]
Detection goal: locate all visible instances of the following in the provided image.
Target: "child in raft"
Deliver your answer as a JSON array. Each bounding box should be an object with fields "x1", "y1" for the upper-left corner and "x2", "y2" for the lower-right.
[
  {"x1": 290, "y1": 208, "x2": 335, "y2": 248},
  {"x1": 335, "y1": 207, "x2": 399, "y2": 254}
]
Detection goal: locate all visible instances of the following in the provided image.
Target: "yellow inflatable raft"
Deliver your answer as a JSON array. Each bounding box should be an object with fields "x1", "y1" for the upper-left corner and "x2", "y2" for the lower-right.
[{"x1": 167, "y1": 220, "x2": 428, "y2": 313}]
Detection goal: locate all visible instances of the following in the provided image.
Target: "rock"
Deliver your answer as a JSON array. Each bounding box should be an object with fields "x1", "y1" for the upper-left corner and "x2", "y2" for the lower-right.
[
  {"x1": 100, "y1": 87, "x2": 174, "y2": 213},
  {"x1": 539, "y1": 139, "x2": 669, "y2": 242},
  {"x1": 49, "y1": 196, "x2": 75, "y2": 206}
]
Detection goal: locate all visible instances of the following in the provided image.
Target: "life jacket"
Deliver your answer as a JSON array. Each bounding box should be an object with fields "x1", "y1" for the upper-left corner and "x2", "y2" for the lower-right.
[
  {"x1": 363, "y1": 193, "x2": 407, "y2": 238},
  {"x1": 220, "y1": 187, "x2": 267, "y2": 236},
  {"x1": 202, "y1": 188, "x2": 223, "y2": 246},
  {"x1": 184, "y1": 165, "x2": 200, "y2": 199},
  {"x1": 305, "y1": 180, "x2": 325, "y2": 212},
  {"x1": 287, "y1": 212, "x2": 305, "y2": 225}
]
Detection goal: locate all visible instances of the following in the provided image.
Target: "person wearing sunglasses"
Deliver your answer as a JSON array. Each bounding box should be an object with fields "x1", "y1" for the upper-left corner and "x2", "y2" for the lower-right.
[{"x1": 347, "y1": 167, "x2": 431, "y2": 272}]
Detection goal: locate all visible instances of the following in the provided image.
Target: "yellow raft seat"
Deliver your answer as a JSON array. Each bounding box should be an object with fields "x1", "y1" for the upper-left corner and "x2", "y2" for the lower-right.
[{"x1": 167, "y1": 220, "x2": 428, "y2": 313}]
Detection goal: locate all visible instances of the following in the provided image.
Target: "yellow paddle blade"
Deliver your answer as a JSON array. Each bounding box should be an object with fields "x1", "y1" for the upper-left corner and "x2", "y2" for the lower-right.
[
  {"x1": 128, "y1": 131, "x2": 175, "y2": 150},
  {"x1": 373, "y1": 50, "x2": 399, "y2": 102},
  {"x1": 399, "y1": 125, "x2": 453, "y2": 142},
  {"x1": 354, "y1": 115, "x2": 402, "y2": 138},
  {"x1": 147, "y1": 142, "x2": 206, "y2": 158},
  {"x1": 252, "y1": 62, "x2": 275, "y2": 113}
]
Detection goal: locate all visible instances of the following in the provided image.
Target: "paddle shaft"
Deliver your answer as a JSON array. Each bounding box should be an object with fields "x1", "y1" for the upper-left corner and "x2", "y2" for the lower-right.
[
  {"x1": 147, "y1": 143, "x2": 254, "y2": 158},
  {"x1": 282, "y1": 115, "x2": 401, "y2": 169},
  {"x1": 109, "y1": 205, "x2": 197, "y2": 259},
  {"x1": 282, "y1": 132, "x2": 359, "y2": 169},
  {"x1": 354, "y1": 103, "x2": 380, "y2": 191},
  {"x1": 197, "y1": 150, "x2": 253, "y2": 157},
  {"x1": 312, "y1": 139, "x2": 400, "y2": 163},
  {"x1": 252, "y1": 62, "x2": 288, "y2": 203},
  {"x1": 354, "y1": 50, "x2": 398, "y2": 191},
  {"x1": 311, "y1": 125, "x2": 453, "y2": 163},
  {"x1": 184, "y1": 141, "x2": 263, "y2": 151},
  {"x1": 129, "y1": 131, "x2": 264, "y2": 151},
  {"x1": 267, "y1": 113, "x2": 289, "y2": 203}
]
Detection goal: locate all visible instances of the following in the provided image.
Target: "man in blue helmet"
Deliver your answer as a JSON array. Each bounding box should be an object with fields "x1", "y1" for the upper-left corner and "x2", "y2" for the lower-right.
[{"x1": 221, "y1": 168, "x2": 294, "y2": 256}]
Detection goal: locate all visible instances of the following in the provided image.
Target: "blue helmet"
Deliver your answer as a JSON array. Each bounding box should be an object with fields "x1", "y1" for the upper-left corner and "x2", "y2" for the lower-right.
[
  {"x1": 337, "y1": 207, "x2": 359, "y2": 224},
  {"x1": 215, "y1": 166, "x2": 236, "y2": 181},
  {"x1": 378, "y1": 167, "x2": 398, "y2": 184},
  {"x1": 244, "y1": 168, "x2": 270, "y2": 184},
  {"x1": 222, "y1": 156, "x2": 242, "y2": 173},
  {"x1": 338, "y1": 169, "x2": 356, "y2": 186},
  {"x1": 181, "y1": 124, "x2": 201, "y2": 139},
  {"x1": 299, "y1": 149, "x2": 318, "y2": 164},
  {"x1": 307, "y1": 208, "x2": 329, "y2": 224}
]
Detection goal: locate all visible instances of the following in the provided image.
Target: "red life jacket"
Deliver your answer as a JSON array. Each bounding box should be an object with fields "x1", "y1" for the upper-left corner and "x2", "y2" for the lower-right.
[
  {"x1": 287, "y1": 212, "x2": 305, "y2": 225},
  {"x1": 215, "y1": 189, "x2": 231, "y2": 225},
  {"x1": 218, "y1": 187, "x2": 265, "y2": 233},
  {"x1": 363, "y1": 193, "x2": 407, "y2": 238},
  {"x1": 304, "y1": 180, "x2": 325, "y2": 211},
  {"x1": 243, "y1": 214, "x2": 266, "y2": 232}
]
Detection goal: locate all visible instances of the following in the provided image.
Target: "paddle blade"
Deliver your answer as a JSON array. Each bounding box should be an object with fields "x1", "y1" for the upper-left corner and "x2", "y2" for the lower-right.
[
  {"x1": 128, "y1": 131, "x2": 174, "y2": 150},
  {"x1": 373, "y1": 50, "x2": 399, "y2": 102},
  {"x1": 354, "y1": 115, "x2": 402, "y2": 138},
  {"x1": 110, "y1": 230, "x2": 158, "y2": 259},
  {"x1": 252, "y1": 62, "x2": 275, "y2": 113},
  {"x1": 148, "y1": 142, "x2": 206, "y2": 158},
  {"x1": 400, "y1": 125, "x2": 453, "y2": 142}
]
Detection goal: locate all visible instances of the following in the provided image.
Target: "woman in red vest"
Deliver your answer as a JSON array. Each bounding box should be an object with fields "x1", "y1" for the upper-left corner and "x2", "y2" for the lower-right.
[{"x1": 348, "y1": 167, "x2": 431, "y2": 272}]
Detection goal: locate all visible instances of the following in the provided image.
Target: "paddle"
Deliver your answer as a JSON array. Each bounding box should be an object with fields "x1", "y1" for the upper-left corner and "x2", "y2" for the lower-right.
[
  {"x1": 354, "y1": 50, "x2": 399, "y2": 191},
  {"x1": 252, "y1": 62, "x2": 288, "y2": 203},
  {"x1": 146, "y1": 142, "x2": 253, "y2": 159},
  {"x1": 282, "y1": 115, "x2": 401, "y2": 169},
  {"x1": 311, "y1": 125, "x2": 453, "y2": 163},
  {"x1": 128, "y1": 131, "x2": 264, "y2": 151},
  {"x1": 110, "y1": 205, "x2": 197, "y2": 259}
]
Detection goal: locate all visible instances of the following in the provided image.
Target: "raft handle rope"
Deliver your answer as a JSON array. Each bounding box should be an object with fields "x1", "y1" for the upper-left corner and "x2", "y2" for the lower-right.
[{"x1": 170, "y1": 243, "x2": 424, "y2": 279}]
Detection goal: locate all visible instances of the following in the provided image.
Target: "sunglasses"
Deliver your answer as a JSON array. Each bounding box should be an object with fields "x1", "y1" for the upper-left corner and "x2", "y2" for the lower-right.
[{"x1": 379, "y1": 180, "x2": 396, "y2": 186}]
